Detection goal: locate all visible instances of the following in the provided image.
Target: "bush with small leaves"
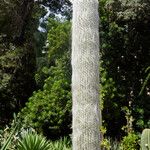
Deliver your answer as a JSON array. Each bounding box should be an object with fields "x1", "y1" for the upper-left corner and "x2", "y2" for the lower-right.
[
  {"x1": 21, "y1": 53, "x2": 72, "y2": 139},
  {"x1": 120, "y1": 132, "x2": 140, "y2": 150}
]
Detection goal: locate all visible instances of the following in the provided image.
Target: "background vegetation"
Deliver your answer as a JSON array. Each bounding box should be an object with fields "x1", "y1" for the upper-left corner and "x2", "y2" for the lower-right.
[{"x1": 0, "y1": 0, "x2": 150, "y2": 149}]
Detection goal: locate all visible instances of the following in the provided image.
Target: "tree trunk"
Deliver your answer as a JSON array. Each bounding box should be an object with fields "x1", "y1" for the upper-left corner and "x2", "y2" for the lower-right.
[{"x1": 71, "y1": 0, "x2": 101, "y2": 149}]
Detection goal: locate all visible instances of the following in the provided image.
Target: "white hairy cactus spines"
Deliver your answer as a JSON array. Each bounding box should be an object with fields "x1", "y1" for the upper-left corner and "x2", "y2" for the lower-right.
[
  {"x1": 71, "y1": 0, "x2": 101, "y2": 149},
  {"x1": 141, "y1": 129, "x2": 150, "y2": 150}
]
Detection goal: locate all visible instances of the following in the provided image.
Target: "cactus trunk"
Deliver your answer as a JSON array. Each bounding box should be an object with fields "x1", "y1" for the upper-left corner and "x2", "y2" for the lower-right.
[
  {"x1": 71, "y1": 0, "x2": 101, "y2": 149},
  {"x1": 141, "y1": 129, "x2": 150, "y2": 150}
]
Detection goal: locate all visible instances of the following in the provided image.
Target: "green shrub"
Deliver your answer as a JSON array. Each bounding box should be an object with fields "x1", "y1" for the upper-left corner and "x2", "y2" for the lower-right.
[
  {"x1": 20, "y1": 53, "x2": 72, "y2": 139},
  {"x1": 17, "y1": 130, "x2": 71, "y2": 150},
  {"x1": 50, "y1": 137, "x2": 71, "y2": 150},
  {"x1": 20, "y1": 19, "x2": 72, "y2": 138},
  {"x1": 120, "y1": 132, "x2": 140, "y2": 150},
  {"x1": 101, "y1": 138, "x2": 111, "y2": 150},
  {"x1": 17, "y1": 130, "x2": 51, "y2": 150},
  {"x1": 0, "y1": 122, "x2": 71, "y2": 150},
  {"x1": 109, "y1": 138, "x2": 120, "y2": 150},
  {"x1": 0, "y1": 125, "x2": 18, "y2": 150},
  {"x1": 100, "y1": 137, "x2": 120, "y2": 150},
  {"x1": 0, "y1": 114, "x2": 21, "y2": 150}
]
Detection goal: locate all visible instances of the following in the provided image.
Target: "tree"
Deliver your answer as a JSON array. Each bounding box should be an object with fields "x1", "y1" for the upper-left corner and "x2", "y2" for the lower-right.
[
  {"x1": 0, "y1": 0, "x2": 42, "y2": 127},
  {"x1": 101, "y1": 0, "x2": 150, "y2": 134},
  {"x1": 0, "y1": 44, "x2": 36, "y2": 126},
  {"x1": 0, "y1": 0, "x2": 35, "y2": 43},
  {"x1": 36, "y1": 0, "x2": 72, "y2": 19},
  {"x1": 71, "y1": 0, "x2": 101, "y2": 149},
  {"x1": 20, "y1": 19, "x2": 72, "y2": 139},
  {"x1": 20, "y1": 53, "x2": 72, "y2": 139}
]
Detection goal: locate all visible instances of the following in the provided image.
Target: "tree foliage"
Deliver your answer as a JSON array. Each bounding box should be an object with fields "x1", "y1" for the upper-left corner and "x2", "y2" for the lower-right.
[
  {"x1": 100, "y1": 0, "x2": 150, "y2": 136},
  {"x1": 0, "y1": 44, "x2": 36, "y2": 126},
  {"x1": 0, "y1": 0, "x2": 35, "y2": 43},
  {"x1": 0, "y1": 0, "x2": 43, "y2": 126},
  {"x1": 20, "y1": 20, "x2": 71, "y2": 139},
  {"x1": 0, "y1": 0, "x2": 150, "y2": 141},
  {"x1": 36, "y1": 0, "x2": 72, "y2": 19}
]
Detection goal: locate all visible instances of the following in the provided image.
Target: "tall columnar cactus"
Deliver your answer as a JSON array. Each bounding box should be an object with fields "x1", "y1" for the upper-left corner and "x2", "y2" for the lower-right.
[
  {"x1": 141, "y1": 129, "x2": 150, "y2": 150},
  {"x1": 71, "y1": 0, "x2": 101, "y2": 150}
]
